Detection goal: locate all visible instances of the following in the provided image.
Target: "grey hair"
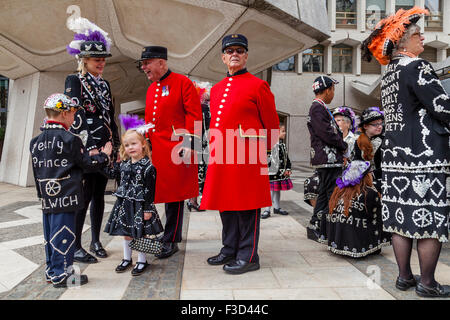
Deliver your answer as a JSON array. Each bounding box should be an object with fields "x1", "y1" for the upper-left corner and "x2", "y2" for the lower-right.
[{"x1": 393, "y1": 23, "x2": 421, "y2": 54}]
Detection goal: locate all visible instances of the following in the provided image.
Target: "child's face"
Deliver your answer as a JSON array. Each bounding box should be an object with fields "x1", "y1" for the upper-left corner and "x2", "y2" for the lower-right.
[
  {"x1": 123, "y1": 132, "x2": 144, "y2": 160},
  {"x1": 279, "y1": 126, "x2": 286, "y2": 140}
]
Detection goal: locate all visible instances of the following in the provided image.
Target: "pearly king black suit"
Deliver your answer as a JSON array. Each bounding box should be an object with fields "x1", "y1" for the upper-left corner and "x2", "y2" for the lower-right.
[{"x1": 64, "y1": 72, "x2": 120, "y2": 259}]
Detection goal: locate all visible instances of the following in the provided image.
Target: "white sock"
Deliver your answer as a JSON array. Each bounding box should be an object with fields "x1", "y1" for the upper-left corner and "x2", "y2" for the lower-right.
[
  {"x1": 137, "y1": 252, "x2": 147, "y2": 264},
  {"x1": 123, "y1": 239, "x2": 132, "y2": 261}
]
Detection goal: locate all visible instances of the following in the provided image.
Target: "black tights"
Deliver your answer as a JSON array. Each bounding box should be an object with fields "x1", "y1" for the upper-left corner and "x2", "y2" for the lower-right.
[{"x1": 392, "y1": 233, "x2": 442, "y2": 287}]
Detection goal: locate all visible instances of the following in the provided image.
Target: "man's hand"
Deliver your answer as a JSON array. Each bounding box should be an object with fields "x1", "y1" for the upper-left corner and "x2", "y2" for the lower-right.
[
  {"x1": 89, "y1": 148, "x2": 99, "y2": 156},
  {"x1": 178, "y1": 147, "x2": 192, "y2": 160},
  {"x1": 101, "y1": 142, "x2": 113, "y2": 157}
]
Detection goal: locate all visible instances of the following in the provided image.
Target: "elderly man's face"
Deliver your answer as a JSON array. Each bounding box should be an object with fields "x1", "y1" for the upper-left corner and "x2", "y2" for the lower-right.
[
  {"x1": 140, "y1": 58, "x2": 166, "y2": 82},
  {"x1": 221, "y1": 46, "x2": 248, "y2": 72}
]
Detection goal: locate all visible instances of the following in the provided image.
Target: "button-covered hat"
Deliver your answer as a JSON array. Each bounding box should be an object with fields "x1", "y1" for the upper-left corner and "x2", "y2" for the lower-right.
[
  {"x1": 222, "y1": 34, "x2": 248, "y2": 52},
  {"x1": 312, "y1": 76, "x2": 339, "y2": 93},
  {"x1": 359, "y1": 107, "x2": 384, "y2": 127},
  {"x1": 44, "y1": 94, "x2": 78, "y2": 111},
  {"x1": 137, "y1": 46, "x2": 168, "y2": 62},
  {"x1": 78, "y1": 41, "x2": 112, "y2": 58}
]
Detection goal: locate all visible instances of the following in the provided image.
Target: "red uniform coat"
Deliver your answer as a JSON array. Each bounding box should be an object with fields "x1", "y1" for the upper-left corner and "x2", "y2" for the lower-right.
[
  {"x1": 145, "y1": 71, "x2": 202, "y2": 203},
  {"x1": 200, "y1": 71, "x2": 280, "y2": 211}
]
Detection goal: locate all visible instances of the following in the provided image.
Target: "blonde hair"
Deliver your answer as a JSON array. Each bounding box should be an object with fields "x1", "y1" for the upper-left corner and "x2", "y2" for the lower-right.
[
  {"x1": 77, "y1": 58, "x2": 88, "y2": 75},
  {"x1": 119, "y1": 130, "x2": 152, "y2": 161}
]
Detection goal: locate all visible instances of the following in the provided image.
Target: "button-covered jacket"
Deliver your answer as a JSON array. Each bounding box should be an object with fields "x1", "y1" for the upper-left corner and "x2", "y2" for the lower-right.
[
  {"x1": 64, "y1": 73, "x2": 120, "y2": 154},
  {"x1": 30, "y1": 123, "x2": 110, "y2": 214},
  {"x1": 307, "y1": 100, "x2": 348, "y2": 168}
]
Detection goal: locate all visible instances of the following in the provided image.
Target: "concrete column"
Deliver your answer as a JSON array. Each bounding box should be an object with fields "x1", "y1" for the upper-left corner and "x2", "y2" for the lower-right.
[
  {"x1": 0, "y1": 71, "x2": 68, "y2": 187},
  {"x1": 325, "y1": 44, "x2": 333, "y2": 75},
  {"x1": 358, "y1": 0, "x2": 366, "y2": 33},
  {"x1": 296, "y1": 52, "x2": 303, "y2": 74},
  {"x1": 437, "y1": 48, "x2": 447, "y2": 62},
  {"x1": 354, "y1": 44, "x2": 361, "y2": 76},
  {"x1": 443, "y1": 0, "x2": 450, "y2": 35},
  {"x1": 329, "y1": 0, "x2": 336, "y2": 32},
  {"x1": 386, "y1": 0, "x2": 395, "y2": 15},
  {"x1": 415, "y1": 0, "x2": 425, "y2": 30}
]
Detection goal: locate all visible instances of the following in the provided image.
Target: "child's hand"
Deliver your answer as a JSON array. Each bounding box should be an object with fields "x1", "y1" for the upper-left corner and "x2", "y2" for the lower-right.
[
  {"x1": 284, "y1": 171, "x2": 291, "y2": 177},
  {"x1": 101, "y1": 142, "x2": 113, "y2": 156},
  {"x1": 144, "y1": 212, "x2": 153, "y2": 220}
]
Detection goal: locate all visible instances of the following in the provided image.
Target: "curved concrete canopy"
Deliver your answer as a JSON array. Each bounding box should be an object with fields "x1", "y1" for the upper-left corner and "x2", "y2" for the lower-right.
[{"x1": 0, "y1": 0, "x2": 329, "y2": 102}]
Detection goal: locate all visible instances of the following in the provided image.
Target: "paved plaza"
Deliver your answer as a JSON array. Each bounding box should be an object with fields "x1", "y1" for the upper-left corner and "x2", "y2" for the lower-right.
[{"x1": 0, "y1": 164, "x2": 449, "y2": 300}]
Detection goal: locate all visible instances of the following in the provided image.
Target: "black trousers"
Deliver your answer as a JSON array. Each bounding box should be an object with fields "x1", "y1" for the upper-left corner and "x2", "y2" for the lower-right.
[
  {"x1": 309, "y1": 167, "x2": 342, "y2": 231},
  {"x1": 162, "y1": 200, "x2": 185, "y2": 243},
  {"x1": 219, "y1": 209, "x2": 261, "y2": 263},
  {"x1": 74, "y1": 172, "x2": 108, "y2": 250}
]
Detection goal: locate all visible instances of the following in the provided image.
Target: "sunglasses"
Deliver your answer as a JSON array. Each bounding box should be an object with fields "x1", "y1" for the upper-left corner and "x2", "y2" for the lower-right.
[
  {"x1": 369, "y1": 123, "x2": 383, "y2": 127},
  {"x1": 224, "y1": 47, "x2": 247, "y2": 55}
]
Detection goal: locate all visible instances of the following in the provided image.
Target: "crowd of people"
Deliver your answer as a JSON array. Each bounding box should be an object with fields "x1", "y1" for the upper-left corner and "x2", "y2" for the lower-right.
[{"x1": 29, "y1": 7, "x2": 449, "y2": 298}]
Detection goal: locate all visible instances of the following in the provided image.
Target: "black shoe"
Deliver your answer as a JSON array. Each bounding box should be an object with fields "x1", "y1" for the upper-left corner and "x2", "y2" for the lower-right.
[
  {"x1": 223, "y1": 260, "x2": 260, "y2": 275},
  {"x1": 261, "y1": 210, "x2": 270, "y2": 219},
  {"x1": 306, "y1": 227, "x2": 320, "y2": 242},
  {"x1": 155, "y1": 242, "x2": 179, "y2": 259},
  {"x1": 90, "y1": 242, "x2": 108, "y2": 258},
  {"x1": 53, "y1": 274, "x2": 88, "y2": 288},
  {"x1": 207, "y1": 253, "x2": 235, "y2": 265},
  {"x1": 273, "y1": 208, "x2": 288, "y2": 215},
  {"x1": 131, "y1": 261, "x2": 149, "y2": 276},
  {"x1": 416, "y1": 282, "x2": 450, "y2": 298},
  {"x1": 115, "y1": 259, "x2": 133, "y2": 273},
  {"x1": 73, "y1": 248, "x2": 98, "y2": 264},
  {"x1": 395, "y1": 275, "x2": 419, "y2": 291},
  {"x1": 187, "y1": 202, "x2": 205, "y2": 212}
]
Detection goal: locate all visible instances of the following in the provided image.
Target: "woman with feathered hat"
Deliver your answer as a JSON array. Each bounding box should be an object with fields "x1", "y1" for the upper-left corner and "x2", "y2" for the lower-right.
[
  {"x1": 362, "y1": 7, "x2": 450, "y2": 297},
  {"x1": 64, "y1": 17, "x2": 120, "y2": 264}
]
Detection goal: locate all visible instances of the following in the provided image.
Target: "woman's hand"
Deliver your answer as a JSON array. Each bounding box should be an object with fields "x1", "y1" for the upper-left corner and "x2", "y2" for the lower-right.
[
  {"x1": 89, "y1": 148, "x2": 99, "y2": 156},
  {"x1": 284, "y1": 170, "x2": 291, "y2": 177},
  {"x1": 101, "y1": 142, "x2": 113, "y2": 156},
  {"x1": 144, "y1": 212, "x2": 153, "y2": 220}
]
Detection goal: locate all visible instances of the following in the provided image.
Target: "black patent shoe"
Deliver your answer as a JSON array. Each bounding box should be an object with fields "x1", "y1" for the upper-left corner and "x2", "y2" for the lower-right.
[
  {"x1": 90, "y1": 242, "x2": 108, "y2": 258},
  {"x1": 273, "y1": 208, "x2": 288, "y2": 215},
  {"x1": 207, "y1": 253, "x2": 235, "y2": 265},
  {"x1": 416, "y1": 282, "x2": 450, "y2": 298},
  {"x1": 261, "y1": 210, "x2": 270, "y2": 219},
  {"x1": 223, "y1": 260, "x2": 260, "y2": 275},
  {"x1": 395, "y1": 275, "x2": 419, "y2": 291},
  {"x1": 53, "y1": 274, "x2": 88, "y2": 288},
  {"x1": 73, "y1": 248, "x2": 98, "y2": 264},
  {"x1": 155, "y1": 242, "x2": 179, "y2": 259},
  {"x1": 306, "y1": 227, "x2": 320, "y2": 242},
  {"x1": 115, "y1": 259, "x2": 133, "y2": 273},
  {"x1": 131, "y1": 261, "x2": 149, "y2": 276}
]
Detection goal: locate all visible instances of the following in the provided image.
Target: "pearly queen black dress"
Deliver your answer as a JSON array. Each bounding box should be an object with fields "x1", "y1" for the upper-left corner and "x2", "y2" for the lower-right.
[
  {"x1": 104, "y1": 157, "x2": 163, "y2": 238},
  {"x1": 321, "y1": 186, "x2": 391, "y2": 257},
  {"x1": 380, "y1": 56, "x2": 450, "y2": 243}
]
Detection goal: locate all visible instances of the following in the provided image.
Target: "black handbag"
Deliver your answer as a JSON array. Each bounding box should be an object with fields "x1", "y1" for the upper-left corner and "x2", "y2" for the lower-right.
[{"x1": 129, "y1": 235, "x2": 163, "y2": 255}]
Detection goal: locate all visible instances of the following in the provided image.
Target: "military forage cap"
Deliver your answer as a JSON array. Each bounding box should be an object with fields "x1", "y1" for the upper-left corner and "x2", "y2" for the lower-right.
[
  {"x1": 312, "y1": 76, "x2": 339, "y2": 93},
  {"x1": 137, "y1": 46, "x2": 168, "y2": 61},
  {"x1": 222, "y1": 34, "x2": 248, "y2": 52},
  {"x1": 79, "y1": 41, "x2": 112, "y2": 58},
  {"x1": 44, "y1": 93, "x2": 78, "y2": 112}
]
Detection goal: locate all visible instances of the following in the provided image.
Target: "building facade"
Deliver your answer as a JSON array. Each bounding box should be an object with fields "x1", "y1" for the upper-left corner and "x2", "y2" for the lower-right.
[{"x1": 270, "y1": 0, "x2": 450, "y2": 162}]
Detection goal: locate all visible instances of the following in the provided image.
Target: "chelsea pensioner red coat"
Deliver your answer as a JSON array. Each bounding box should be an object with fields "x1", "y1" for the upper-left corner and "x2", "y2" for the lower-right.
[
  {"x1": 145, "y1": 71, "x2": 202, "y2": 204},
  {"x1": 200, "y1": 71, "x2": 280, "y2": 211}
]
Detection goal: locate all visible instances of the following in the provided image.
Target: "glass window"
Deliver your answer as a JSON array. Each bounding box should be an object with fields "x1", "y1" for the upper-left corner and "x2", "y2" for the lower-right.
[
  {"x1": 332, "y1": 44, "x2": 353, "y2": 73},
  {"x1": 0, "y1": 75, "x2": 9, "y2": 131},
  {"x1": 395, "y1": 0, "x2": 414, "y2": 11},
  {"x1": 336, "y1": 0, "x2": 357, "y2": 27},
  {"x1": 302, "y1": 45, "x2": 324, "y2": 73},
  {"x1": 425, "y1": 0, "x2": 442, "y2": 31},
  {"x1": 272, "y1": 56, "x2": 295, "y2": 72},
  {"x1": 366, "y1": 0, "x2": 386, "y2": 29}
]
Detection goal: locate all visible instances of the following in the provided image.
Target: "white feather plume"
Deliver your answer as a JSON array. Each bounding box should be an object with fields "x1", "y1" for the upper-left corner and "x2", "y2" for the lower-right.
[
  {"x1": 67, "y1": 16, "x2": 112, "y2": 48},
  {"x1": 136, "y1": 123, "x2": 155, "y2": 135}
]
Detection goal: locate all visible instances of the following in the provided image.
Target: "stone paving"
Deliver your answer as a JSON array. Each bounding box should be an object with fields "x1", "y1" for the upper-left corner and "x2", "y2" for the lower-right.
[{"x1": 0, "y1": 166, "x2": 448, "y2": 300}]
